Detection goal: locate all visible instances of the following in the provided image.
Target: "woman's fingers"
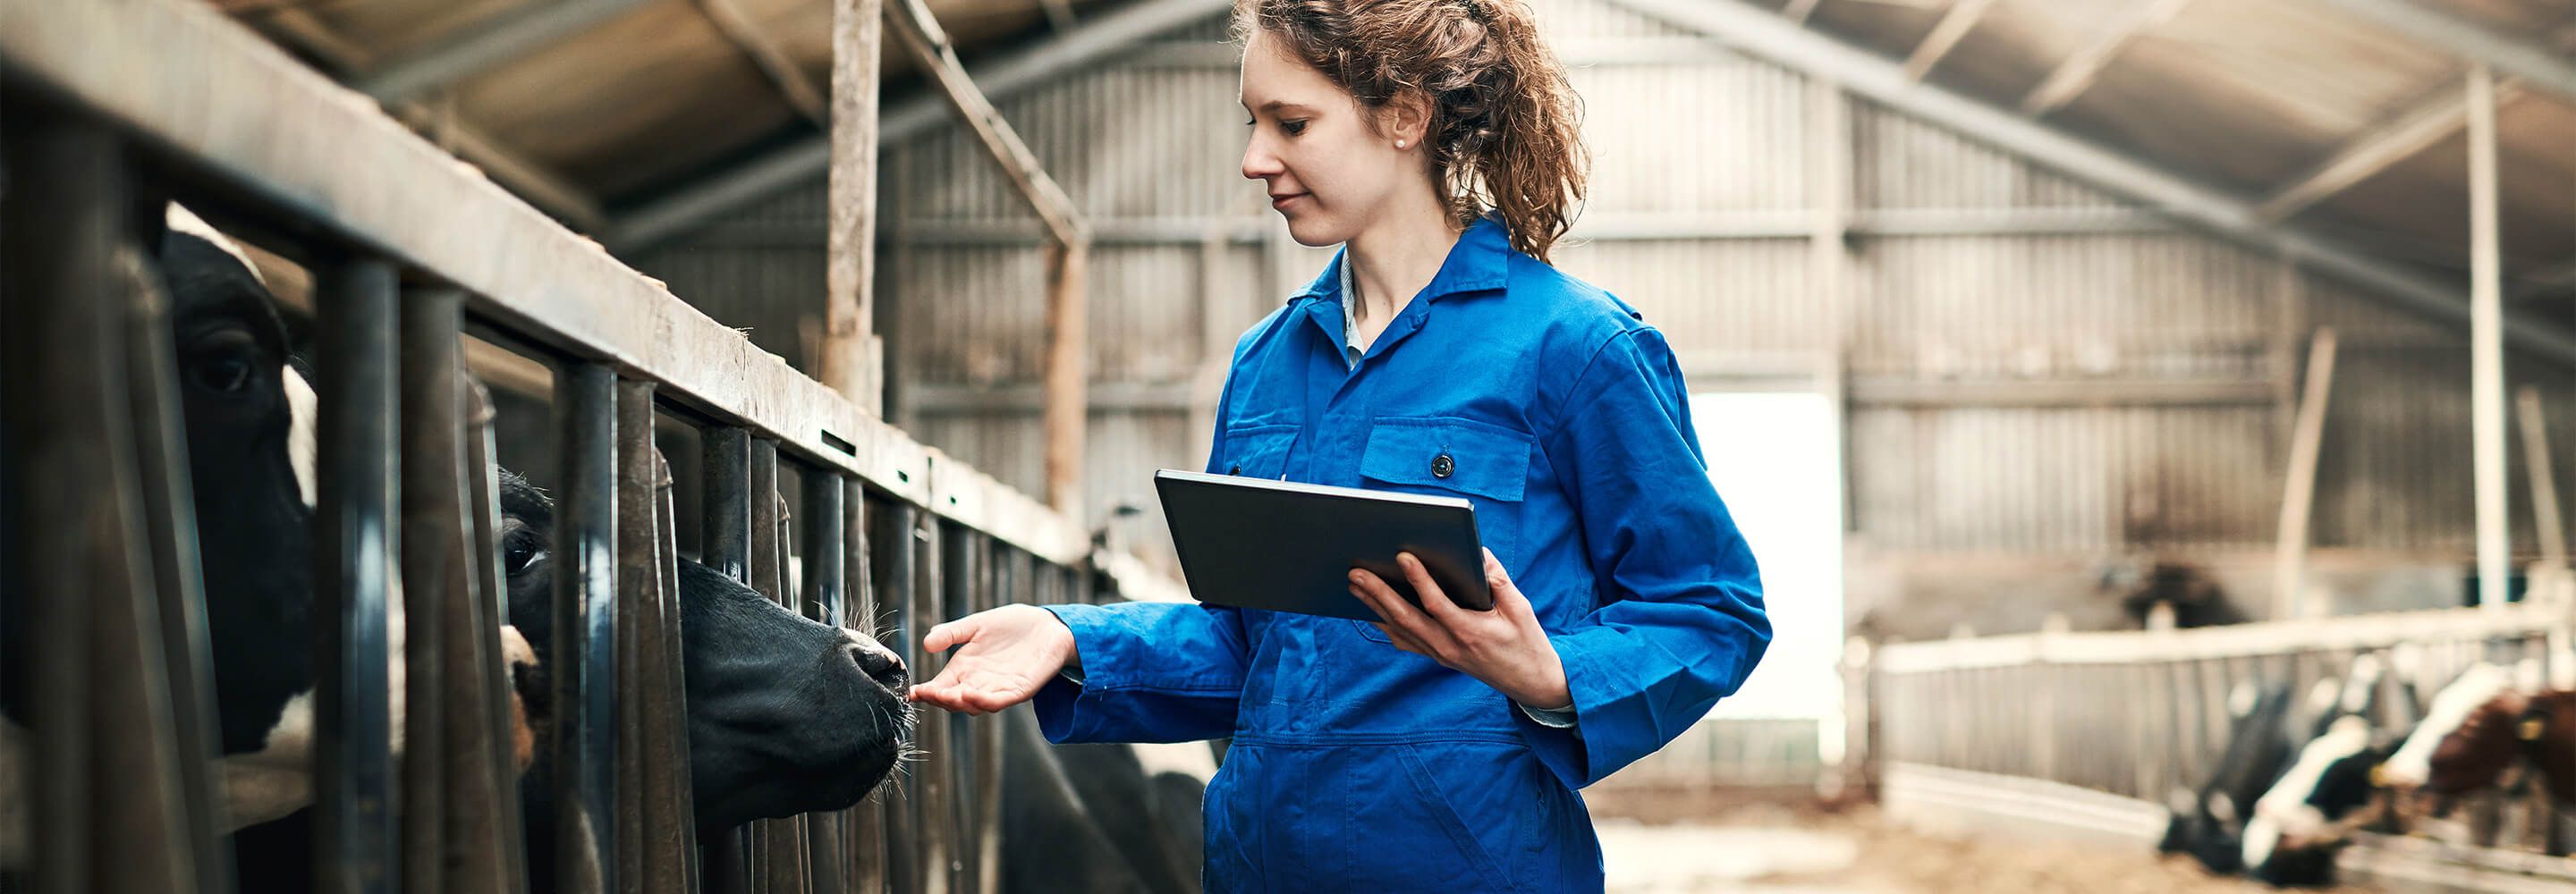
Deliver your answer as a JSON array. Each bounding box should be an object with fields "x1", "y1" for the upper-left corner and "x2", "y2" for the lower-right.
[{"x1": 923, "y1": 617, "x2": 973, "y2": 654}]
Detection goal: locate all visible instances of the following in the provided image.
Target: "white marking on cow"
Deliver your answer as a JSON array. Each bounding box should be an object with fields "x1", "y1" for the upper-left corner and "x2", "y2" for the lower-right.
[
  {"x1": 2342, "y1": 654, "x2": 2384, "y2": 714},
  {"x1": 2302, "y1": 678, "x2": 2343, "y2": 721},
  {"x1": 2250, "y1": 714, "x2": 2371, "y2": 858},
  {"x1": 165, "y1": 203, "x2": 264, "y2": 286},
  {"x1": 2382, "y1": 662, "x2": 2512, "y2": 788},
  {"x1": 216, "y1": 577, "x2": 408, "y2": 831},
  {"x1": 1128, "y1": 741, "x2": 1218, "y2": 785},
  {"x1": 2241, "y1": 814, "x2": 2282, "y2": 869},
  {"x1": 284, "y1": 366, "x2": 318, "y2": 509}
]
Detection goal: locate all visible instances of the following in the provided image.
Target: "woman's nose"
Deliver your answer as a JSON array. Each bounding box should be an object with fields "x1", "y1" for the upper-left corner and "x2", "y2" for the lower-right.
[{"x1": 1241, "y1": 140, "x2": 1281, "y2": 181}]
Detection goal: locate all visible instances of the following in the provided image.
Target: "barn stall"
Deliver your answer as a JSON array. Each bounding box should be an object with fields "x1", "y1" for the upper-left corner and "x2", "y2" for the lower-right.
[{"x1": 5, "y1": 0, "x2": 2576, "y2": 890}]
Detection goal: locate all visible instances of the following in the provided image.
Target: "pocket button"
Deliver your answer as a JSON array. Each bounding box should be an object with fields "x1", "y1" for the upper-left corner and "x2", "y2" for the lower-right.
[{"x1": 1430, "y1": 452, "x2": 1455, "y2": 479}]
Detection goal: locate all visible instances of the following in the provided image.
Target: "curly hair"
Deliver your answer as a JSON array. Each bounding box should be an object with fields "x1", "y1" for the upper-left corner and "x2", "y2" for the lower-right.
[{"x1": 1233, "y1": 0, "x2": 1589, "y2": 263}]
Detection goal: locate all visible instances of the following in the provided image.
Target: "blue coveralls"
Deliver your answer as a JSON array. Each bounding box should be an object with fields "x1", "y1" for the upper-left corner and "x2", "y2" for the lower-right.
[{"x1": 1035, "y1": 214, "x2": 1771, "y2": 891}]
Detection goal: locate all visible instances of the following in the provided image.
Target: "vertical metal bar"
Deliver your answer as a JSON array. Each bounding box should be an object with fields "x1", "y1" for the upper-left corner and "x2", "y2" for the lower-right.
[
  {"x1": 749, "y1": 441, "x2": 810, "y2": 894},
  {"x1": 802, "y1": 470, "x2": 852, "y2": 894},
  {"x1": 844, "y1": 484, "x2": 891, "y2": 894},
  {"x1": 700, "y1": 426, "x2": 753, "y2": 894},
  {"x1": 462, "y1": 380, "x2": 533, "y2": 894},
  {"x1": 875, "y1": 499, "x2": 922, "y2": 894},
  {"x1": 914, "y1": 514, "x2": 951, "y2": 894},
  {"x1": 397, "y1": 288, "x2": 464, "y2": 894},
  {"x1": 941, "y1": 528, "x2": 976, "y2": 894},
  {"x1": 972, "y1": 546, "x2": 1009, "y2": 894},
  {"x1": 554, "y1": 362, "x2": 620, "y2": 892},
  {"x1": 119, "y1": 204, "x2": 232, "y2": 893},
  {"x1": 653, "y1": 451, "x2": 708, "y2": 894},
  {"x1": 315, "y1": 254, "x2": 402, "y2": 894},
  {"x1": 2469, "y1": 63, "x2": 2509, "y2": 610},
  {"x1": 614, "y1": 380, "x2": 662, "y2": 894}
]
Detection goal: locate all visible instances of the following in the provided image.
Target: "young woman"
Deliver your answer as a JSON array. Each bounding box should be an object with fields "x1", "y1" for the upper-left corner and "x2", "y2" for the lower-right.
[{"x1": 908, "y1": 0, "x2": 1770, "y2": 888}]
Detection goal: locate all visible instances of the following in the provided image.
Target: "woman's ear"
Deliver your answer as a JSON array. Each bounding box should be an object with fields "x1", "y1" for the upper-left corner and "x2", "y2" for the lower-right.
[{"x1": 1386, "y1": 89, "x2": 1434, "y2": 150}]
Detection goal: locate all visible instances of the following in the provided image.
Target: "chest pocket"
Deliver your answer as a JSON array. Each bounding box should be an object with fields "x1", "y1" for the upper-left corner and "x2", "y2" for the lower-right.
[
  {"x1": 1353, "y1": 417, "x2": 1531, "y2": 643},
  {"x1": 1217, "y1": 423, "x2": 1299, "y2": 479}
]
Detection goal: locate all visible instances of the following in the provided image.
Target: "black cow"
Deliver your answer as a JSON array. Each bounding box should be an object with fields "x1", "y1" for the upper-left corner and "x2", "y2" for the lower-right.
[
  {"x1": 998, "y1": 704, "x2": 1212, "y2": 894},
  {"x1": 2160, "y1": 679, "x2": 2301, "y2": 874}
]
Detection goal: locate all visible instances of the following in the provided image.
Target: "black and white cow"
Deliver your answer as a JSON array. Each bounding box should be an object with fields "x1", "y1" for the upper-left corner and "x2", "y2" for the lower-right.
[
  {"x1": 0, "y1": 206, "x2": 542, "y2": 869},
  {"x1": 2240, "y1": 654, "x2": 2415, "y2": 887},
  {"x1": 2160, "y1": 679, "x2": 2302, "y2": 874}
]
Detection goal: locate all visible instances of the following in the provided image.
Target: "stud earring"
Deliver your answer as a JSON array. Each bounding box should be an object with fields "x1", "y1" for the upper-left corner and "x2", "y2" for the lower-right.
[{"x1": 1395, "y1": 139, "x2": 1407, "y2": 148}]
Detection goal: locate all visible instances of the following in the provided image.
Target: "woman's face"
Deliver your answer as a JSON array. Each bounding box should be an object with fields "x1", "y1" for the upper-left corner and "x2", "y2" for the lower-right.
[{"x1": 1239, "y1": 29, "x2": 1414, "y2": 247}]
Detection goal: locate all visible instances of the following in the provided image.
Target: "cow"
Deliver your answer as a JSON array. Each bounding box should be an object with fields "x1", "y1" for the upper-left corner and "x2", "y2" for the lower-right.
[
  {"x1": 2239, "y1": 654, "x2": 2416, "y2": 887},
  {"x1": 998, "y1": 704, "x2": 1214, "y2": 894},
  {"x1": 0, "y1": 206, "x2": 544, "y2": 871},
  {"x1": 2158, "y1": 678, "x2": 2318, "y2": 874}
]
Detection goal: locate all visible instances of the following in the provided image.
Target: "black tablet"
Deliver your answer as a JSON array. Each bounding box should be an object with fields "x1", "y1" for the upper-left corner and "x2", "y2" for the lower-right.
[{"x1": 1153, "y1": 468, "x2": 1491, "y2": 621}]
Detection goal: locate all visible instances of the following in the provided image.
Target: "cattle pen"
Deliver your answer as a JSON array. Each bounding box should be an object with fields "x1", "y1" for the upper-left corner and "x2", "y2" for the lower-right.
[{"x1": 0, "y1": 0, "x2": 1191, "y2": 890}]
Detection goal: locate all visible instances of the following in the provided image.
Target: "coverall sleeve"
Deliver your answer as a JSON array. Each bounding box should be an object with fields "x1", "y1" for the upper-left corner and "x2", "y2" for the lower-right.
[
  {"x1": 1030, "y1": 356, "x2": 1257, "y2": 745},
  {"x1": 1516, "y1": 326, "x2": 1772, "y2": 789}
]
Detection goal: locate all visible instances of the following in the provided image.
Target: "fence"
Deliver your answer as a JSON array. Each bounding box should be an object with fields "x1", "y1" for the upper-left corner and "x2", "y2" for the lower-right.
[
  {"x1": 0, "y1": 0, "x2": 1176, "y2": 890},
  {"x1": 1863, "y1": 601, "x2": 2576, "y2": 886}
]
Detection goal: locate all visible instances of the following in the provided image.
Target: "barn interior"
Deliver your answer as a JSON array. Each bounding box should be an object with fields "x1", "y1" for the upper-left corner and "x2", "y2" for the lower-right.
[{"x1": 3, "y1": 0, "x2": 2574, "y2": 890}]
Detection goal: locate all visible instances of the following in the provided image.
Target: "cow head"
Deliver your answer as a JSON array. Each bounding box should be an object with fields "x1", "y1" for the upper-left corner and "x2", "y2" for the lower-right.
[{"x1": 494, "y1": 471, "x2": 911, "y2": 831}]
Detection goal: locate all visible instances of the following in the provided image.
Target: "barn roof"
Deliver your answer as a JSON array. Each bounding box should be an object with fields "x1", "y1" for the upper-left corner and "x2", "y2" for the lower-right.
[{"x1": 221, "y1": 0, "x2": 2573, "y2": 311}]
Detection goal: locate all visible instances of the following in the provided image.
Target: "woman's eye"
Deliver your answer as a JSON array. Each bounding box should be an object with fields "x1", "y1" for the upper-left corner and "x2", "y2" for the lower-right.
[{"x1": 1282, "y1": 120, "x2": 1307, "y2": 136}]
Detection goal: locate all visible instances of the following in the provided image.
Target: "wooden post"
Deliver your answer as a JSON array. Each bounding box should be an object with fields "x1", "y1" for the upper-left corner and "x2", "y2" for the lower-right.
[
  {"x1": 2274, "y1": 328, "x2": 2337, "y2": 621},
  {"x1": 826, "y1": 0, "x2": 886, "y2": 412},
  {"x1": 1043, "y1": 239, "x2": 1090, "y2": 516},
  {"x1": 2470, "y1": 64, "x2": 2509, "y2": 610},
  {"x1": 2519, "y1": 386, "x2": 2567, "y2": 570}
]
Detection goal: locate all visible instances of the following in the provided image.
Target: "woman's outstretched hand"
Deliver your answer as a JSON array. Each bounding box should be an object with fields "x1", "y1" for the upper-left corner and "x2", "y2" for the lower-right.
[
  {"x1": 908, "y1": 604, "x2": 1078, "y2": 715},
  {"x1": 1349, "y1": 549, "x2": 1572, "y2": 711}
]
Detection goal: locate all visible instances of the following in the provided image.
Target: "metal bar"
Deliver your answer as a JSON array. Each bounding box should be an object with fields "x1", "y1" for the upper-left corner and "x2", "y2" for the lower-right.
[
  {"x1": 825, "y1": 0, "x2": 886, "y2": 409},
  {"x1": 398, "y1": 287, "x2": 466, "y2": 894},
  {"x1": 614, "y1": 379, "x2": 659, "y2": 894},
  {"x1": 747, "y1": 440, "x2": 811, "y2": 894},
  {"x1": 2470, "y1": 65, "x2": 2508, "y2": 610},
  {"x1": 315, "y1": 255, "x2": 402, "y2": 894},
  {"x1": 2257, "y1": 77, "x2": 2529, "y2": 224},
  {"x1": 2020, "y1": 0, "x2": 2191, "y2": 114},
  {"x1": 2317, "y1": 0, "x2": 2576, "y2": 100},
  {"x1": 801, "y1": 469, "x2": 851, "y2": 894},
  {"x1": 1597, "y1": 0, "x2": 2576, "y2": 367},
  {"x1": 972, "y1": 545, "x2": 1008, "y2": 894},
  {"x1": 876, "y1": 499, "x2": 923, "y2": 894},
  {"x1": 554, "y1": 362, "x2": 620, "y2": 891},
  {"x1": 358, "y1": 0, "x2": 654, "y2": 103},
  {"x1": 462, "y1": 379, "x2": 533, "y2": 894},
  {"x1": 120, "y1": 188, "x2": 232, "y2": 894},
  {"x1": 939, "y1": 529, "x2": 977, "y2": 894},
  {"x1": 915, "y1": 517, "x2": 953, "y2": 894},
  {"x1": 704, "y1": 428, "x2": 754, "y2": 584},
  {"x1": 844, "y1": 483, "x2": 892, "y2": 894},
  {"x1": 608, "y1": 0, "x2": 1227, "y2": 249},
  {"x1": 653, "y1": 451, "x2": 708, "y2": 894}
]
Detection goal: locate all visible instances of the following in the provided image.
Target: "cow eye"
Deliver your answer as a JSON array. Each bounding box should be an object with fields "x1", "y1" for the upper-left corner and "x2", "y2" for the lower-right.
[
  {"x1": 183, "y1": 331, "x2": 262, "y2": 395},
  {"x1": 504, "y1": 538, "x2": 547, "y2": 577}
]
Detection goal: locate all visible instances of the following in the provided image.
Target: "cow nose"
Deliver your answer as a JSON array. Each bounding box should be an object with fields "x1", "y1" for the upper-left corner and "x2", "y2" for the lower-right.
[{"x1": 845, "y1": 632, "x2": 908, "y2": 691}]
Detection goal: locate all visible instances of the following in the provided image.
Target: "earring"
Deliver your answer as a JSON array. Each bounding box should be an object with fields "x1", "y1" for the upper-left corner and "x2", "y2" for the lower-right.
[{"x1": 1396, "y1": 139, "x2": 1407, "y2": 148}]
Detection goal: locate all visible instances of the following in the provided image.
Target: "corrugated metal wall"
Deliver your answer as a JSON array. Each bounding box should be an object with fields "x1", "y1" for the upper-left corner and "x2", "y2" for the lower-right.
[{"x1": 636, "y1": 0, "x2": 2575, "y2": 612}]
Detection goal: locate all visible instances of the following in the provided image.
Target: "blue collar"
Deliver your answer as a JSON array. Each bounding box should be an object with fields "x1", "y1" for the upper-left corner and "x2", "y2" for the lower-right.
[{"x1": 1290, "y1": 213, "x2": 1513, "y2": 306}]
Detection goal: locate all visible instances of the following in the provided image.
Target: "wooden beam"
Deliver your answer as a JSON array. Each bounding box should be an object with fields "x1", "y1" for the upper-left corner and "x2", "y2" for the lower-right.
[
  {"x1": 2517, "y1": 386, "x2": 2567, "y2": 571},
  {"x1": 358, "y1": 0, "x2": 652, "y2": 103},
  {"x1": 2273, "y1": 329, "x2": 2336, "y2": 621},
  {"x1": 1038, "y1": 0, "x2": 1078, "y2": 32},
  {"x1": 826, "y1": 0, "x2": 886, "y2": 410},
  {"x1": 1784, "y1": 0, "x2": 1823, "y2": 24},
  {"x1": 884, "y1": 0, "x2": 1086, "y2": 247},
  {"x1": 2318, "y1": 0, "x2": 2576, "y2": 100},
  {"x1": 1903, "y1": 0, "x2": 1998, "y2": 81},
  {"x1": 2019, "y1": 0, "x2": 2192, "y2": 115},
  {"x1": 2470, "y1": 64, "x2": 2509, "y2": 610},
  {"x1": 607, "y1": 0, "x2": 1226, "y2": 249},
  {"x1": 2256, "y1": 77, "x2": 2529, "y2": 224},
  {"x1": 699, "y1": 0, "x2": 829, "y2": 127}
]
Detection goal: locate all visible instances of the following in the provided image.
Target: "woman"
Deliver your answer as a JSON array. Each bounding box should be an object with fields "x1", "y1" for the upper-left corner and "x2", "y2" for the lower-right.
[{"x1": 909, "y1": 0, "x2": 1770, "y2": 889}]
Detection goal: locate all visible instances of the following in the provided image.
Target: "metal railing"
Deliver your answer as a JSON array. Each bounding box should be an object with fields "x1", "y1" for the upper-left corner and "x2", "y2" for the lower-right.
[
  {"x1": 1861, "y1": 602, "x2": 2576, "y2": 878},
  {"x1": 0, "y1": 0, "x2": 1175, "y2": 890}
]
